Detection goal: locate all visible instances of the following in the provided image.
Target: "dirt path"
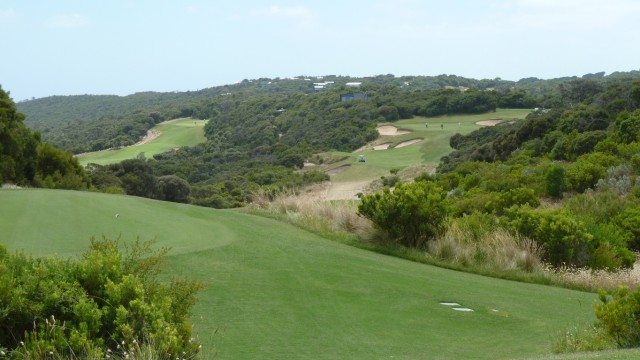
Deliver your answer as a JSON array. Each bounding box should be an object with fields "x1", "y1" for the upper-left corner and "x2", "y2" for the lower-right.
[
  {"x1": 324, "y1": 180, "x2": 371, "y2": 200},
  {"x1": 134, "y1": 130, "x2": 161, "y2": 146}
]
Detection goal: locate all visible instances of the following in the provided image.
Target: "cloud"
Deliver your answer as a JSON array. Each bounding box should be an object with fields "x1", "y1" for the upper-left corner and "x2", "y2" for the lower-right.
[{"x1": 47, "y1": 13, "x2": 90, "y2": 29}]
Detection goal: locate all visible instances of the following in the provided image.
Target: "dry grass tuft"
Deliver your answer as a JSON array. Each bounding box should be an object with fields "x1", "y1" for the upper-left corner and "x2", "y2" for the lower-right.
[
  {"x1": 250, "y1": 189, "x2": 374, "y2": 238},
  {"x1": 428, "y1": 223, "x2": 545, "y2": 273},
  {"x1": 1, "y1": 183, "x2": 22, "y2": 189},
  {"x1": 551, "y1": 260, "x2": 640, "y2": 291}
]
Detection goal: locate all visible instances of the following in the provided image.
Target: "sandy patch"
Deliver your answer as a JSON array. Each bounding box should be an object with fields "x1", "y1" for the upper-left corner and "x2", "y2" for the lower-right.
[
  {"x1": 324, "y1": 180, "x2": 371, "y2": 200},
  {"x1": 377, "y1": 125, "x2": 411, "y2": 136},
  {"x1": 373, "y1": 143, "x2": 391, "y2": 150},
  {"x1": 326, "y1": 164, "x2": 351, "y2": 175},
  {"x1": 395, "y1": 138, "x2": 423, "y2": 148},
  {"x1": 476, "y1": 119, "x2": 503, "y2": 126},
  {"x1": 303, "y1": 162, "x2": 317, "y2": 167},
  {"x1": 134, "y1": 130, "x2": 161, "y2": 146}
]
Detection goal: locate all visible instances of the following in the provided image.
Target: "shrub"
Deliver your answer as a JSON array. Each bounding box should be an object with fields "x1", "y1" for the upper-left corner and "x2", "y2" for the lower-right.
[
  {"x1": 566, "y1": 152, "x2": 619, "y2": 193},
  {"x1": 613, "y1": 207, "x2": 640, "y2": 251},
  {"x1": 504, "y1": 207, "x2": 593, "y2": 267},
  {"x1": 0, "y1": 238, "x2": 203, "y2": 358},
  {"x1": 358, "y1": 181, "x2": 449, "y2": 248},
  {"x1": 594, "y1": 286, "x2": 640, "y2": 348},
  {"x1": 485, "y1": 187, "x2": 540, "y2": 215}
]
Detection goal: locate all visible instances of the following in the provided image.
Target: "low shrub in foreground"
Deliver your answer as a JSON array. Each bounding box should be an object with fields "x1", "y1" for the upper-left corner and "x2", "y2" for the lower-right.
[{"x1": 0, "y1": 238, "x2": 203, "y2": 359}]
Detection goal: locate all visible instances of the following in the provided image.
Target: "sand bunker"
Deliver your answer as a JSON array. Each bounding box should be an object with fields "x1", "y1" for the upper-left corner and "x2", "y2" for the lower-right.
[
  {"x1": 452, "y1": 308, "x2": 474, "y2": 312},
  {"x1": 476, "y1": 119, "x2": 503, "y2": 127},
  {"x1": 377, "y1": 125, "x2": 411, "y2": 136},
  {"x1": 373, "y1": 143, "x2": 391, "y2": 150},
  {"x1": 395, "y1": 138, "x2": 423, "y2": 148},
  {"x1": 325, "y1": 164, "x2": 350, "y2": 175}
]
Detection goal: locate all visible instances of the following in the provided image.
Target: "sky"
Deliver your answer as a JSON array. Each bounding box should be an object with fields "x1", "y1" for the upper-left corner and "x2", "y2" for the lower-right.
[{"x1": 1, "y1": 0, "x2": 640, "y2": 101}]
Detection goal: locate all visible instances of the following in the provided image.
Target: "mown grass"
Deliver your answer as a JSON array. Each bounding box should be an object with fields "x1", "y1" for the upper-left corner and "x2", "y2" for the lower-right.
[
  {"x1": 76, "y1": 118, "x2": 207, "y2": 166},
  {"x1": 323, "y1": 109, "x2": 531, "y2": 183},
  {"x1": 0, "y1": 188, "x2": 605, "y2": 359}
]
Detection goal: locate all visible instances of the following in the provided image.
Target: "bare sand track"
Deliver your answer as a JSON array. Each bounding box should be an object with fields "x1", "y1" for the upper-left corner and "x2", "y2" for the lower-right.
[
  {"x1": 324, "y1": 180, "x2": 371, "y2": 200},
  {"x1": 325, "y1": 164, "x2": 351, "y2": 175},
  {"x1": 134, "y1": 130, "x2": 160, "y2": 146}
]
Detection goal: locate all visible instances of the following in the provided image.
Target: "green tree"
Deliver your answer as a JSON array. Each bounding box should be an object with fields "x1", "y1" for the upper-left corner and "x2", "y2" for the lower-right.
[
  {"x1": 0, "y1": 86, "x2": 39, "y2": 185},
  {"x1": 157, "y1": 175, "x2": 191, "y2": 203},
  {"x1": 545, "y1": 164, "x2": 569, "y2": 198}
]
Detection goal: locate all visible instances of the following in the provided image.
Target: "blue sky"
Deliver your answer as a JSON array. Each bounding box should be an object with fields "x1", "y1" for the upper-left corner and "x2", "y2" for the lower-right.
[{"x1": 2, "y1": 0, "x2": 639, "y2": 101}]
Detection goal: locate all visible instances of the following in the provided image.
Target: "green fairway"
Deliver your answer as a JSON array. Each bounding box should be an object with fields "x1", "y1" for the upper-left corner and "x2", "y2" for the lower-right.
[
  {"x1": 0, "y1": 189, "x2": 611, "y2": 359},
  {"x1": 328, "y1": 109, "x2": 530, "y2": 182},
  {"x1": 76, "y1": 118, "x2": 207, "y2": 166}
]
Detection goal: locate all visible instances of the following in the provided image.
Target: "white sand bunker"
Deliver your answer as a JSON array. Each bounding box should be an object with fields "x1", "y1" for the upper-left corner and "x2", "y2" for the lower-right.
[
  {"x1": 476, "y1": 119, "x2": 503, "y2": 126},
  {"x1": 377, "y1": 125, "x2": 411, "y2": 136},
  {"x1": 373, "y1": 143, "x2": 392, "y2": 150},
  {"x1": 395, "y1": 138, "x2": 423, "y2": 148},
  {"x1": 326, "y1": 164, "x2": 350, "y2": 175},
  {"x1": 452, "y1": 307, "x2": 474, "y2": 312}
]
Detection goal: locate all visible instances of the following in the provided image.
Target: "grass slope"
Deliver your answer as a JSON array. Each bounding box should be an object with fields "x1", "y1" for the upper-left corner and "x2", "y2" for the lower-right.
[
  {"x1": 0, "y1": 189, "x2": 610, "y2": 359},
  {"x1": 76, "y1": 118, "x2": 207, "y2": 166}
]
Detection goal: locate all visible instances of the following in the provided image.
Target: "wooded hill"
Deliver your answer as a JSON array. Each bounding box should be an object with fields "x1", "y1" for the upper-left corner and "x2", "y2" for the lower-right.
[
  {"x1": 10, "y1": 71, "x2": 640, "y2": 208},
  {"x1": 17, "y1": 74, "x2": 528, "y2": 153}
]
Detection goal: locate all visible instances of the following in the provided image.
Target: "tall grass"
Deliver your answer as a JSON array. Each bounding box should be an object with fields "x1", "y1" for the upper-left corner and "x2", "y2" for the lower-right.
[
  {"x1": 250, "y1": 188, "x2": 374, "y2": 241},
  {"x1": 551, "y1": 264, "x2": 640, "y2": 292},
  {"x1": 428, "y1": 223, "x2": 545, "y2": 273}
]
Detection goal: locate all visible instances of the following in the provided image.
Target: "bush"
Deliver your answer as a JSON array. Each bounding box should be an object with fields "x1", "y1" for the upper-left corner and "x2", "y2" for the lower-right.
[
  {"x1": 594, "y1": 286, "x2": 640, "y2": 348},
  {"x1": 358, "y1": 181, "x2": 449, "y2": 248},
  {"x1": 504, "y1": 207, "x2": 593, "y2": 267},
  {"x1": 0, "y1": 238, "x2": 203, "y2": 358}
]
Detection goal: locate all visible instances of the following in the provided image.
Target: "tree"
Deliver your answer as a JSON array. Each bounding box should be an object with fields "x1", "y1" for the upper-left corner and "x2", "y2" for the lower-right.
[
  {"x1": 545, "y1": 164, "x2": 569, "y2": 198},
  {"x1": 157, "y1": 175, "x2": 191, "y2": 203},
  {"x1": 0, "y1": 86, "x2": 39, "y2": 185}
]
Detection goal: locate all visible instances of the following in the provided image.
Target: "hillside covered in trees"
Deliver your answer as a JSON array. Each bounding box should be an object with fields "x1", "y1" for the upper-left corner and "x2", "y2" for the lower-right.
[{"x1": 10, "y1": 71, "x2": 640, "y2": 208}]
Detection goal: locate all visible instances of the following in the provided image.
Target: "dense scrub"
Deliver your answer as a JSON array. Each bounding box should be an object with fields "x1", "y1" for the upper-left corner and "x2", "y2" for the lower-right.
[{"x1": 0, "y1": 239, "x2": 203, "y2": 359}]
